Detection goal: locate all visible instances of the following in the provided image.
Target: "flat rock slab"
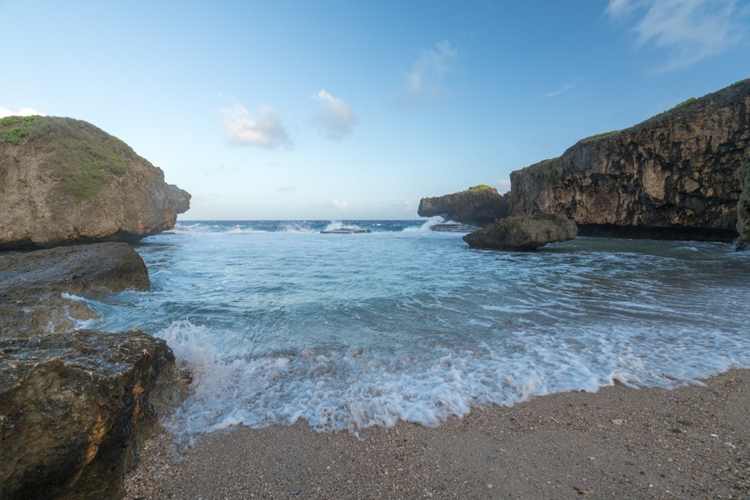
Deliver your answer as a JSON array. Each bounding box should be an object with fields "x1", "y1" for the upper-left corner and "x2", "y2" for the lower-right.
[
  {"x1": 464, "y1": 214, "x2": 577, "y2": 251},
  {"x1": 0, "y1": 242, "x2": 149, "y2": 337}
]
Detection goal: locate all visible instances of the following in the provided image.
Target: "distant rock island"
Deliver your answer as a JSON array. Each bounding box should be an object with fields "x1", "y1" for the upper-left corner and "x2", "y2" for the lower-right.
[
  {"x1": 418, "y1": 184, "x2": 509, "y2": 226},
  {"x1": 422, "y1": 78, "x2": 750, "y2": 250},
  {"x1": 0, "y1": 116, "x2": 190, "y2": 249}
]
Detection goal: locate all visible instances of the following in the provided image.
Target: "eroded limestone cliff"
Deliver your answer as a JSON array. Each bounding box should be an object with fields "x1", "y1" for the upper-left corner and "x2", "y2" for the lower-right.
[
  {"x1": 510, "y1": 79, "x2": 750, "y2": 241},
  {"x1": 0, "y1": 116, "x2": 191, "y2": 249}
]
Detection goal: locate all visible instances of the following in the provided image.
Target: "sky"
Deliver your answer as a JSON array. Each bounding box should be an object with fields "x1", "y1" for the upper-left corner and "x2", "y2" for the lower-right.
[{"x1": 1, "y1": 0, "x2": 749, "y2": 219}]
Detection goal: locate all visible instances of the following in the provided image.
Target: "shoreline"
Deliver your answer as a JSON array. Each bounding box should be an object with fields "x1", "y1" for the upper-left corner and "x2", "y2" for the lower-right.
[{"x1": 125, "y1": 369, "x2": 750, "y2": 499}]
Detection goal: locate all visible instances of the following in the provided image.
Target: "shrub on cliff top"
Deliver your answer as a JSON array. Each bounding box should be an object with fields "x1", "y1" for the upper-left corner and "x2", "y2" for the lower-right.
[{"x1": 468, "y1": 184, "x2": 496, "y2": 192}]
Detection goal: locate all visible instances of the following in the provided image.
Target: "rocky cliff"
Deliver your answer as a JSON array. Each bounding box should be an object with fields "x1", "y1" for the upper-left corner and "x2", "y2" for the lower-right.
[
  {"x1": 738, "y1": 160, "x2": 750, "y2": 249},
  {"x1": 0, "y1": 116, "x2": 191, "y2": 249},
  {"x1": 510, "y1": 79, "x2": 750, "y2": 241},
  {"x1": 418, "y1": 185, "x2": 510, "y2": 226}
]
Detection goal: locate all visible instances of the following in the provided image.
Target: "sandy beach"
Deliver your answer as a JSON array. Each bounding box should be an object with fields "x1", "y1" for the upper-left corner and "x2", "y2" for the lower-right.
[{"x1": 125, "y1": 369, "x2": 750, "y2": 499}]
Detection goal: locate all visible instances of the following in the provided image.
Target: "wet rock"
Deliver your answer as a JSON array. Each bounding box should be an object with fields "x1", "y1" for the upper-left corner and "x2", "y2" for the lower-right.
[
  {"x1": 418, "y1": 185, "x2": 510, "y2": 226},
  {"x1": 0, "y1": 330, "x2": 181, "y2": 500},
  {"x1": 0, "y1": 242, "x2": 149, "y2": 336},
  {"x1": 0, "y1": 116, "x2": 190, "y2": 249},
  {"x1": 463, "y1": 214, "x2": 577, "y2": 251},
  {"x1": 510, "y1": 79, "x2": 750, "y2": 242},
  {"x1": 737, "y1": 159, "x2": 750, "y2": 250}
]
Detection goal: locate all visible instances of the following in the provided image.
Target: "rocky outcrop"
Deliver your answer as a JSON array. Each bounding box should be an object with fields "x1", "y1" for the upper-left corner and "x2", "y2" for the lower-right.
[
  {"x1": 0, "y1": 330, "x2": 181, "y2": 500},
  {"x1": 0, "y1": 116, "x2": 191, "y2": 249},
  {"x1": 463, "y1": 214, "x2": 577, "y2": 251},
  {"x1": 0, "y1": 242, "x2": 150, "y2": 336},
  {"x1": 418, "y1": 185, "x2": 510, "y2": 226},
  {"x1": 738, "y1": 160, "x2": 750, "y2": 250},
  {"x1": 510, "y1": 79, "x2": 750, "y2": 241}
]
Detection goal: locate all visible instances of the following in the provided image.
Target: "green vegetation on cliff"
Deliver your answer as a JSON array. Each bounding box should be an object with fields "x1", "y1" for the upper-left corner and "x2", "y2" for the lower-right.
[
  {"x1": 0, "y1": 116, "x2": 131, "y2": 200},
  {"x1": 468, "y1": 184, "x2": 496, "y2": 192},
  {"x1": 0, "y1": 116, "x2": 42, "y2": 145}
]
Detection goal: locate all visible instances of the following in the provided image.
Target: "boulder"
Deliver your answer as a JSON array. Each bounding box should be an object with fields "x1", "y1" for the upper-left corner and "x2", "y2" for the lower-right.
[
  {"x1": 418, "y1": 185, "x2": 510, "y2": 226},
  {"x1": 510, "y1": 79, "x2": 750, "y2": 242},
  {"x1": 0, "y1": 330, "x2": 181, "y2": 500},
  {"x1": 0, "y1": 116, "x2": 191, "y2": 249},
  {"x1": 0, "y1": 242, "x2": 150, "y2": 337},
  {"x1": 463, "y1": 214, "x2": 577, "y2": 251},
  {"x1": 738, "y1": 160, "x2": 750, "y2": 250}
]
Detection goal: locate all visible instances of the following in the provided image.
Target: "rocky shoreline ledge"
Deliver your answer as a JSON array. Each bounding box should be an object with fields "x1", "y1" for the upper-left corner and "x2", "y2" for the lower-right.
[{"x1": 0, "y1": 116, "x2": 190, "y2": 499}]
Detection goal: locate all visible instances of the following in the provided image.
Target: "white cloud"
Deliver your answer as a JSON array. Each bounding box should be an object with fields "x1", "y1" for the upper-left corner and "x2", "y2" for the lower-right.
[
  {"x1": 406, "y1": 41, "x2": 457, "y2": 95},
  {"x1": 545, "y1": 83, "x2": 576, "y2": 97},
  {"x1": 0, "y1": 107, "x2": 44, "y2": 118},
  {"x1": 222, "y1": 104, "x2": 291, "y2": 149},
  {"x1": 606, "y1": 0, "x2": 636, "y2": 17},
  {"x1": 607, "y1": 0, "x2": 745, "y2": 71},
  {"x1": 315, "y1": 89, "x2": 357, "y2": 140},
  {"x1": 331, "y1": 199, "x2": 349, "y2": 209}
]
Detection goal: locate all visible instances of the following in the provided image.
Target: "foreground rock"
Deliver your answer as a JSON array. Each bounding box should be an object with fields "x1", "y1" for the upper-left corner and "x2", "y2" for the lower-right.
[
  {"x1": 510, "y1": 79, "x2": 750, "y2": 242},
  {"x1": 0, "y1": 330, "x2": 181, "y2": 500},
  {"x1": 0, "y1": 242, "x2": 149, "y2": 336},
  {"x1": 463, "y1": 214, "x2": 577, "y2": 251},
  {"x1": 738, "y1": 160, "x2": 750, "y2": 250},
  {"x1": 418, "y1": 185, "x2": 509, "y2": 226},
  {"x1": 0, "y1": 116, "x2": 190, "y2": 249}
]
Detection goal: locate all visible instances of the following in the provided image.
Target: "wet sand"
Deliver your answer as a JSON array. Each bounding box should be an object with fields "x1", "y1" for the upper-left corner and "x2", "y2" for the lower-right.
[{"x1": 126, "y1": 369, "x2": 750, "y2": 499}]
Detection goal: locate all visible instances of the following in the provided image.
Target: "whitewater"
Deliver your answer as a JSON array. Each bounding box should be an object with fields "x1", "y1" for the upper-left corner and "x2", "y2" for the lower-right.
[{"x1": 80, "y1": 219, "x2": 750, "y2": 440}]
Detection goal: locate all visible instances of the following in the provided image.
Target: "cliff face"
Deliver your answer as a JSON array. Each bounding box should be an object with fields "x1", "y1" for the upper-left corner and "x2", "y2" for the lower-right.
[
  {"x1": 418, "y1": 185, "x2": 510, "y2": 226},
  {"x1": 510, "y1": 79, "x2": 750, "y2": 241},
  {"x1": 738, "y1": 160, "x2": 750, "y2": 249},
  {"x1": 0, "y1": 116, "x2": 191, "y2": 249}
]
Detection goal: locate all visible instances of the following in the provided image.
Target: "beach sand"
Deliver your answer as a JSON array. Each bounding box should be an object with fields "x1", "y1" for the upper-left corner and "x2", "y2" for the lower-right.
[{"x1": 125, "y1": 369, "x2": 749, "y2": 499}]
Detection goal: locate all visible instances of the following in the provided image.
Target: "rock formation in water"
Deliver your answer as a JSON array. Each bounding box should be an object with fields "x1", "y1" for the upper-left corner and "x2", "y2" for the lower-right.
[
  {"x1": 0, "y1": 243, "x2": 184, "y2": 499},
  {"x1": 510, "y1": 79, "x2": 750, "y2": 241},
  {"x1": 738, "y1": 160, "x2": 750, "y2": 250},
  {"x1": 463, "y1": 214, "x2": 577, "y2": 251},
  {"x1": 0, "y1": 116, "x2": 191, "y2": 249},
  {"x1": 0, "y1": 330, "x2": 181, "y2": 500},
  {"x1": 0, "y1": 242, "x2": 150, "y2": 336},
  {"x1": 418, "y1": 185, "x2": 510, "y2": 226}
]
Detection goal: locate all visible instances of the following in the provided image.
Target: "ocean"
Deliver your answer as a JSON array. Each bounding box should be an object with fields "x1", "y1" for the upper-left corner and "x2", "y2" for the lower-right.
[{"x1": 78, "y1": 219, "x2": 750, "y2": 440}]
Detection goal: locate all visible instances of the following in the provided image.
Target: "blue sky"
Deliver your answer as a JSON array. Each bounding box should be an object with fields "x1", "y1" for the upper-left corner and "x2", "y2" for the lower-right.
[{"x1": 1, "y1": 0, "x2": 748, "y2": 219}]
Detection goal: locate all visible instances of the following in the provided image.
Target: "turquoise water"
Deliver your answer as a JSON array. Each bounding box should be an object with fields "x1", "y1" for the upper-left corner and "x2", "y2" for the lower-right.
[{"x1": 82, "y1": 219, "x2": 750, "y2": 439}]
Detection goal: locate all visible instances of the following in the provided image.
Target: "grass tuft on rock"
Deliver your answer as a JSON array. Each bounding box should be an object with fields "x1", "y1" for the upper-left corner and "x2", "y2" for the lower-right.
[
  {"x1": 0, "y1": 116, "x2": 42, "y2": 145},
  {"x1": 468, "y1": 184, "x2": 496, "y2": 192}
]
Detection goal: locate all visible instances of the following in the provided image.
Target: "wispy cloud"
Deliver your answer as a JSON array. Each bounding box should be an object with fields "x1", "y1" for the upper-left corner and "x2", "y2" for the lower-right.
[
  {"x1": 0, "y1": 106, "x2": 44, "y2": 118},
  {"x1": 222, "y1": 104, "x2": 291, "y2": 149},
  {"x1": 331, "y1": 199, "x2": 349, "y2": 209},
  {"x1": 607, "y1": 0, "x2": 746, "y2": 71},
  {"x1": 406, "y1": 41, "x2": 457, "y2": 96},
  {"x1": 277, "y1": 186, "x2": 295, "y2": 193},
  {"x1": 314, "y1": 89, "x2": 357, "y2": 140},
  {"x1": 545, "y1": 83, "x2": 576, "y2": 97}
]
